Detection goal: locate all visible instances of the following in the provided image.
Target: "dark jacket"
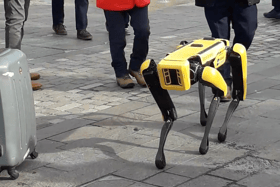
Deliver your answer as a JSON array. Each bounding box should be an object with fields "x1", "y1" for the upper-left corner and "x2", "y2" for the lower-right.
[{"x1": 195, "y1": 0, "x2": 260, "y2": 7}]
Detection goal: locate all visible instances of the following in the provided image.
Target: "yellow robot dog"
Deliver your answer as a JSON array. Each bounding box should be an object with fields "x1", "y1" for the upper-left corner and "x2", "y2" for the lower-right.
[{"x1": 140, "y1": 37, "x2": 247, "y2": 169}]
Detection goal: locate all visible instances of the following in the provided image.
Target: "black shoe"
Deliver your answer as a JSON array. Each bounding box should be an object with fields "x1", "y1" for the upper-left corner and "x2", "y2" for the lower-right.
[
  {"x1": 77, "y1": 29, "x2": 92, "y2": 40},
  {"x1": 264, "y1": 9, "x2": 280, "y2": 19},
  {"x1": 53, "y1": 24, "x2": 67, "y2": 35}
]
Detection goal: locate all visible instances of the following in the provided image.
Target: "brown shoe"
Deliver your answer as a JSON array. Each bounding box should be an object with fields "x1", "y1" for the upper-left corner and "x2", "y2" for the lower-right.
[
  {"x1": 32, "y1": 81, "x2": 42, "y2": 91},
  {"x1": 30, "y1": 73, "x2": 40, "y2": 80},
  {"x1": 77, "y1": 29, "x2": 92, "y2": 40},
  {"x1": 129, "y1": 69, "x2": 146, "y2": 87},
  {"x1": 53, "y1": 24, "x2": 67, "y2": 35},
  {"x1": 116, "y1": 74, "x2": 135, "y2": 88},
  {"x1": 220, "y1": 86, "x2": 231, "y2": 102}
]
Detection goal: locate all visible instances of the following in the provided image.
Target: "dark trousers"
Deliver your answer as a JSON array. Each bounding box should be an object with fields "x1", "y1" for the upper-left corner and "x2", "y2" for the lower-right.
[
  {"x1": 204, "y1": 0, "x2": 257, "y2": 86},
  {"x1": 52, "y1": 0, "x2": 89, "y2": 30},
  {"x1": 273, "y1": 0, "x2": 280, "y2": 10},
  {"x1": 105, "y1": 12, "x2": 129, "y2": 31},
  {"x1": 104, "y1": 6, "x2": 150, "y2": 78}
]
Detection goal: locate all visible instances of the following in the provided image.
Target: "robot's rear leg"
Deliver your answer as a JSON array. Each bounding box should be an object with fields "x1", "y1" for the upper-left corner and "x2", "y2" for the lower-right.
[
  {"x1": 199, "y1": 96, "x2": 220, "y2": 155},
  {"x1": 199, "y1": 83, "x2": 207, "y2": 126},
  {"x1": 155, "y1": 118, "x2": 174, "y2": 169},
  {"x1": 218, "y1": 98, "x2": 240, "y2": 142}
]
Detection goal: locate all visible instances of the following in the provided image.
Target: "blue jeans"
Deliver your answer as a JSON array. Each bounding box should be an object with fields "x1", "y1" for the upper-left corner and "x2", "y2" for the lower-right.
[
  {"x1": 204, "y1": 0, "x2": 257, "y2": 86},
  {"x1": 4, "y1": 0, "x2": 30, "y2": 50},
  {"x1": 52, "y1": 0, "x2": 89, "y2": 30},
  {"x1": 104, "y1": 6, "x2": 150, "y2": 78}
]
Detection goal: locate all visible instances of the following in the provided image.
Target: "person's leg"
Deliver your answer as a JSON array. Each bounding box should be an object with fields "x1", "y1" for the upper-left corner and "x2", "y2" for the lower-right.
[
  {"x1": 105, "y1": 10, "x2": 130, "y2": 35},
  {"x1": 128, "y1": 6, "x2": 150, "y2": 72},
  {"x1": 124, "y1": 12, "x2": 130, "y2": 28},
  {"x1": 273, "y1": 0, "x2": 280, "y2": 10},
  {"x1": 105, "y1": 10, "x2": 134, "y2": 88},
  {"x1": 204, "y1": 7, "x2": 231, "y2": 41},
  {"x1": 124, "y1": 12, "x2": 130, "y2": 35},
  {"x1": 127, "y1": 6, "x2": 150, "y2": 87},
  {"x1": 264, "y1": 0, "x2": 280, "y2": 18},
  {"x1": 52, "y1": 0, "x2": 67, "y2": 34},
  {"x1": 4, "y1": 0, "x2": 26, "y2": 49},
  {"x1": 204, "y1": 3, "x2": 232, "y2": 87},
  {"x1": 75, "y1": 0, "x2": 88, "y2": 30},
  {"x1": 204, "y1": 2, "x2": 232, "y2": 101},
  {"x1": 4, "y1": 0, "x2": 42, "y2": 90},
  {"x1": 52, "y1": 0, "x2": 64, "y2": 26},
  {"x1": 232, "y1": 4, "x2": 258, "y2": 50},
  {"x1": 104, "y1": 11, "x2": 128, "y2": 75},
  {"x1": 75, "y1": 0, "x2": 92, "y2": 40}
]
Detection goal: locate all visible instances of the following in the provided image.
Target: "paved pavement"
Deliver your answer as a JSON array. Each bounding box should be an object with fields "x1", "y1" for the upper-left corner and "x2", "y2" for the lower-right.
[{"x1": 1, "y1": 0, "x2": 280, "y2": 186}]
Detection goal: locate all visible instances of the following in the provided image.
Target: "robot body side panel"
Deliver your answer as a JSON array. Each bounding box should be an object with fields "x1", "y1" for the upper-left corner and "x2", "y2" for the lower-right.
[
  {"x1": 164, "y1": 38, "x2": 228, "y2": 62},
  {"x1": 212, "y1": 50, "x2": 227, "y2": 69},
  {"x1": 197, "y1": 41, "x2": 227, "y2": 66}
]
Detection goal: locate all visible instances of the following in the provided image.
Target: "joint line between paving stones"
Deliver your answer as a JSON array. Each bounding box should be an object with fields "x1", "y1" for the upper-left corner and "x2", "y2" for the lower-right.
[
  {"x1": 44, "y1": 137, "x2": 68, "y2": 145},
  {"x1": 206, "y1": 173, "x2": 237, "y2": 182},
  {"x1": 43, "y1": 165, "x2": 72, "y2": 173},
  {"x1": 110, "y1": 173, "x2": 163, "y2": 187},
  {"x1": 77, "y1": 173, "x2": 162, "y2": 187},
  {"x1": 39, "y1": 122, "x2": 97, "y2": 140},
  {"x1": 77, "y1": 173, "x2": 112, "y2": 187},
  {"x1": 26, "y1": 44, "x2": 67, "y2": 51},
  {"x1": 23, "y1": 164, "x2": 49, "y2": 173}
]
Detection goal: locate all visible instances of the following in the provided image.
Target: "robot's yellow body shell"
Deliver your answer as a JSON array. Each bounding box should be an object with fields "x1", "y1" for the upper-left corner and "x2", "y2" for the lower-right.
[
  {"x1": 157, "y1": 38, "x2": 229, "y2": 92},
  {"x1": 233, "y1": 43, "x2": 247, "y2": 100}
]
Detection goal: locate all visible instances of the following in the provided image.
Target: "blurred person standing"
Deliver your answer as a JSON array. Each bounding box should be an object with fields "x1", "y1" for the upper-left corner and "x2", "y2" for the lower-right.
[
  {"x1": 195, "y1": 0, "x2": 259, "y2": 102},
  {"x1": 52, "y1": 0, "x2": 92, "y2": 40},
  {"x1": 4, "y1": 0, "x2": 42, "y2": 90},
  {"x1": 97, "y1": 0, "x2": 150, "y2": 88},
  {"x1": 264, "y1": 0, "x2": 280, "y2": 18}
]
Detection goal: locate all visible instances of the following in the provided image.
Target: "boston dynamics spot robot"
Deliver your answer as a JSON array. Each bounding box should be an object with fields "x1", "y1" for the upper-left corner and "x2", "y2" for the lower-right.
[{"x1": 140, "y1": 38, "x2": 247, "y2": 169}]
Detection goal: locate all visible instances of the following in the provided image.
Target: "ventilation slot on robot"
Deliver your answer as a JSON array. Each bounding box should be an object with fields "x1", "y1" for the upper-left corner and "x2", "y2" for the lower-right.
[{"x1": 163, "y1": 69, "x2": 182, "y2": 86}]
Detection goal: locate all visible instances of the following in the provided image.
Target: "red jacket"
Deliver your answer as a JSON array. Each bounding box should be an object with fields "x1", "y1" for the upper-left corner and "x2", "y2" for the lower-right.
[{"x1": 97, "y1": 0, "x2": 150, "y2": 11}]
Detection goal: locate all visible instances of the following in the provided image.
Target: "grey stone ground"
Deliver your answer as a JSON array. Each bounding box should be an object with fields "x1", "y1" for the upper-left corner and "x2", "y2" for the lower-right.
[{"x1": 1, "y1": 0, "x2": 280, "y2": 186}]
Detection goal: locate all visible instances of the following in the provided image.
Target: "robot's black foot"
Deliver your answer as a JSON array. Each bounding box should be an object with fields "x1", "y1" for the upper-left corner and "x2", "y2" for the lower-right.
[
  {"x1": 218, "y1": 129, "x2": 227, "y2": 142},
  {"x1": 155, "y1": 152, "x2": 166, "y2": 169},
  {"x1": 199, "y1": 138, "x2": 209, "y2": 155}
]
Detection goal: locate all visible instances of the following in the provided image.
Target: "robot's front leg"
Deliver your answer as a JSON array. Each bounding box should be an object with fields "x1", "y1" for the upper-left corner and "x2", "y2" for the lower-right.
[
  {"x1": 218, "y1": 43, "x2": 247, "y2": 142},
  {"x1": 155, "y1": 118, "x2": 173, "y2": 169},
  {"x1": 199, "y1": 83, "x2": 207, "y2": 126},
  {"x1": 141, "y1": 59, "x2": 177, "y2": 169},
  {"x1": 199, "y1": 95, "x2": 220, "y2": 154}
]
